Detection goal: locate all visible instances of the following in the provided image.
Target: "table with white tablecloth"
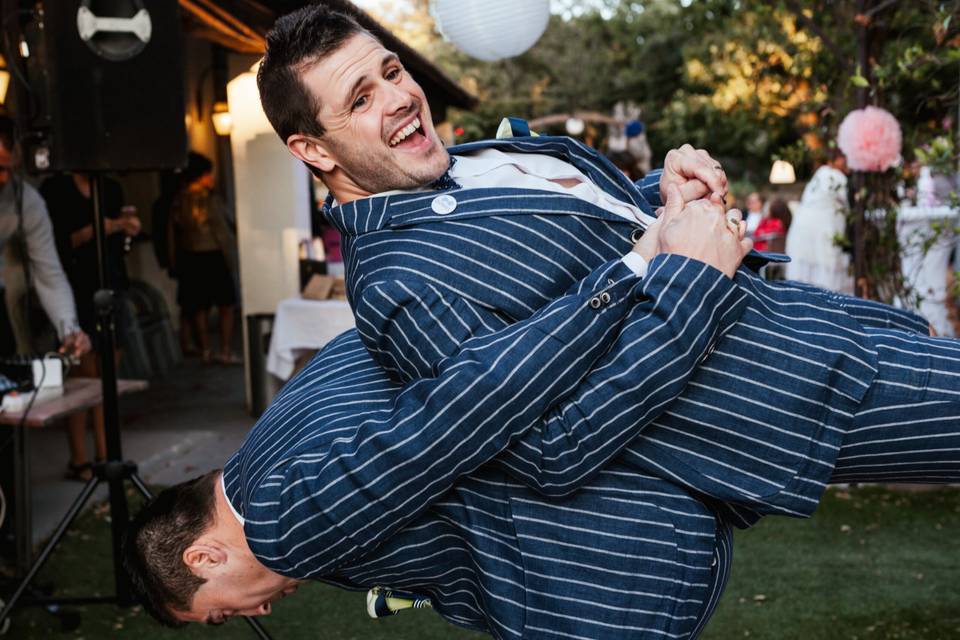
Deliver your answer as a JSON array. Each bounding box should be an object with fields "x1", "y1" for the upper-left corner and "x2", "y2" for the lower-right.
[{"x1": 266, "y1": 298, "x2": 355, "y2": 379}]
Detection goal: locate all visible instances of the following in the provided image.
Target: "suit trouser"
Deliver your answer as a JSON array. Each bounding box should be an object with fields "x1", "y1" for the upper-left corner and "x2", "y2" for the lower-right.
[{"x1": 831, "y1": 327, "x2": 960, "y2": 483}]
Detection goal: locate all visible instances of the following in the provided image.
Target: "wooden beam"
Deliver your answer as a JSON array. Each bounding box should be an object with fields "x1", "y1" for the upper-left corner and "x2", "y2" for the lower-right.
[{"x1": 179, "y1": 0, "x2": 264, "y2": 52}]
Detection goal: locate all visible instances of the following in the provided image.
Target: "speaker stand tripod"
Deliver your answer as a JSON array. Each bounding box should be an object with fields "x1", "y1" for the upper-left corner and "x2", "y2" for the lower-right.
[{"x1": 0, "y1": 175, "x2": 272, "y2": 639}]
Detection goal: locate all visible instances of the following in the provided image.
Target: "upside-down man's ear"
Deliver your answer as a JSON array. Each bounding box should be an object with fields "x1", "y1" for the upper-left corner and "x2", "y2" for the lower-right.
[{"x1": 183, "y1": 543, "x2": 228, "y2": 574}]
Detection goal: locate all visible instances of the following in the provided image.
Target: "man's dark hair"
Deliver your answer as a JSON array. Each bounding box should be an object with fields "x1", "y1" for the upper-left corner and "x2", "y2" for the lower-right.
[
  {"x1": 768, "y1": 198, "x2": 793, "y2": 231},
  {"x1": 258, "y1": 6, "x2": 372, "y2": 144},
  {"x1": 122, "y1": 470, "x2": 220, "y2": 627}
]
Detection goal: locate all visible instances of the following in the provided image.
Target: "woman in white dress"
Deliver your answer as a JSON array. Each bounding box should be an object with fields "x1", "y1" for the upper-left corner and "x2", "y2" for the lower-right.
[{"x1": 785, "y1": 157, "x2": 854, "y2": 294}]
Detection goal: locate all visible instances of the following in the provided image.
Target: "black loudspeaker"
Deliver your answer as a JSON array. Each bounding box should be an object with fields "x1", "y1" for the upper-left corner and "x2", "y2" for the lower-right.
[{"x1": 16, "y1": 0, "x2": 186, "y2": 172}]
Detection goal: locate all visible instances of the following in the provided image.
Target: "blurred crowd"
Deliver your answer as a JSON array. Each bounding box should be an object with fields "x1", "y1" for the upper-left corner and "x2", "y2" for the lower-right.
[{"x1": 0, "y1": 117, "x2": 238, "y2": 482}]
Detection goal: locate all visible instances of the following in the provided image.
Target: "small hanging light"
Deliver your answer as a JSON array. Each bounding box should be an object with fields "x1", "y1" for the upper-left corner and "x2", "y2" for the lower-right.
[
  {"x1": 0, "y1": 56, "x2": 10, "y2": 104},
  {"x1": 769, "y1": 160, "x2": 796, "y2": 184},
  {"x1": 212, "y1": 101, "x2": 233, "y2": 136}
]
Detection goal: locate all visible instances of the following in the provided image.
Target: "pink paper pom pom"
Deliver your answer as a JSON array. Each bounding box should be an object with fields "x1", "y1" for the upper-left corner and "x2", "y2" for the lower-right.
[{"x1": 837, "y1": 106, "x2": 902, "y2": 172}]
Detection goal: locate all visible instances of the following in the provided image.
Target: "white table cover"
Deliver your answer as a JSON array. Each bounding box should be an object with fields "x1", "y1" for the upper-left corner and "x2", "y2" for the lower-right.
[{"x1": 266, "y1": 298, "x2": 356, "y2": 379}]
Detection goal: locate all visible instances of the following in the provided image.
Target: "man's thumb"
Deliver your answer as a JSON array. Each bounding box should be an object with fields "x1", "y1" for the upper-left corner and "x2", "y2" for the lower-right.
[{"x1": 662, "y1": 184, "x2": 684, "y2": 221}]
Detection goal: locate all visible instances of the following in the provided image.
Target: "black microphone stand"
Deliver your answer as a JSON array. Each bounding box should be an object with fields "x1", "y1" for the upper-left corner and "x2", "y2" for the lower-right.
[{"x1": 0, "y1": 175, "x2": 271, "y2": 639}]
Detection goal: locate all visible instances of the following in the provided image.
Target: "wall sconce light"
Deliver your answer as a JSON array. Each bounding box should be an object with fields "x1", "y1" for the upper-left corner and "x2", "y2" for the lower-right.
[
  {"x1": 0, "y1": 54, "x2": 11, "y2": 104},
  {"x1": 769, "y1": 160, "x2": 796, "y2": 184},
  {"x1": 212, "y1": 101, "x2": 233, "y2": 136}
]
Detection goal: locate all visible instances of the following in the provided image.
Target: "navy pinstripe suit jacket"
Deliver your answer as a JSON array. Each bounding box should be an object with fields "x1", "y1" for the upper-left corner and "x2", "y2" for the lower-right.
[
  {"x1": 326, "y1": 135, "x2": 928, "y2": 527},
  {"x1": 225, "y1": 255, "x2": 747, "y2": 638}
]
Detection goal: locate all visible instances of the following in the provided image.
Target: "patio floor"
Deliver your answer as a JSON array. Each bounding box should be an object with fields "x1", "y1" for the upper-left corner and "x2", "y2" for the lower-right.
[{"x1": 22, "y1": 354, "x2": 254, "y2": 547}]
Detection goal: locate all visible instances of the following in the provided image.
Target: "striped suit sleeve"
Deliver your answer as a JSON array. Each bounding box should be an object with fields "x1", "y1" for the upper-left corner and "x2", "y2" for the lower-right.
[
  {"x1": 353, "y1": 258, "x2": 634, "y2": 383},
  {"x1": 244, "y1": 275, "x2": 643, "y2": 576},
  {"x1": 824, "y1": 291, "x2": 930, "y2": 334},
  {"x1": 356, "y1": 254, "x2": 747, "y2": 499},
  {"x1": 499, "y1": 253, "x2": 750, "y2": 495},
  {"x1": 637, "y1": 168, "x2": 662, "y2": 208}
]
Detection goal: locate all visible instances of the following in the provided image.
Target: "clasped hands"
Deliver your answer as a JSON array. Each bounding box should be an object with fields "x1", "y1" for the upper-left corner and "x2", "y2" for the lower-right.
[{"x1": 634, "y1": 144, "x2": 752, "y2": 278}]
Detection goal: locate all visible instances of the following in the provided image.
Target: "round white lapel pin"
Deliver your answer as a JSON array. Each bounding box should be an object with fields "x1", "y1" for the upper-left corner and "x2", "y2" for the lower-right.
[{"x1": 431, "y1": 194, "x2": 458, "y2": 215}]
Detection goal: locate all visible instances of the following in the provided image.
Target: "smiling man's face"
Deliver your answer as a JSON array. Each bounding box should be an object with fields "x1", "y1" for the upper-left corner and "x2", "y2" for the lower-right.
[
  {"x1": 173, "y1": 567, "x2": 300, "y2": 625},
  {"x1": 291, "y1": 33, "x2": 449, "y2": 201}
]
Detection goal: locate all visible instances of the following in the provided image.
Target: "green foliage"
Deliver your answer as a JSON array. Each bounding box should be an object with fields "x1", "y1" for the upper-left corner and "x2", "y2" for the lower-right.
[
  {"x1": 431, "y1": 1, "x2": 958, "y2": 179},
  {"x1": 417, "y1": 0, "x2": 960, "y2": 300},
  {"x1": 915, "y1": 135, "x2": 958, "y2": 175},
  {"x1": 851, "y1": 65, "x2": 870, "y2": 88}
]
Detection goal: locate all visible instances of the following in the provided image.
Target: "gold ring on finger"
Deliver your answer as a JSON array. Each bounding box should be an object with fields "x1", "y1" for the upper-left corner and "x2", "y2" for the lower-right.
[{"x1": 725, "y1": 212, "x2": 741, "y2": 232}]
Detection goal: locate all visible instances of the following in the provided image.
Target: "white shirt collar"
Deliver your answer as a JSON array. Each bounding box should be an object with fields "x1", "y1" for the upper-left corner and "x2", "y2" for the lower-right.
[{"x1": 221, "y1": 473, "x2": 245, "y2": 525}]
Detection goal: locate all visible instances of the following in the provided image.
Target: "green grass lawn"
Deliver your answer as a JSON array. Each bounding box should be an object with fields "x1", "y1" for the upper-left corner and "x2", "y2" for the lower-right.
[{"x1": 4, "y1": 486, "x2": 958, "y2": 639}]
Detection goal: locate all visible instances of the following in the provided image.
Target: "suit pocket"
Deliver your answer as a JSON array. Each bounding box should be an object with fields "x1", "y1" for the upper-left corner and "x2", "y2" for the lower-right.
[{"x1": 510, "y1": 488, "x2": 683, "y2": 639}]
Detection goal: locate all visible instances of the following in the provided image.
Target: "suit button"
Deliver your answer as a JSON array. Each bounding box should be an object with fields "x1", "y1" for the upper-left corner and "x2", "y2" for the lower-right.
[
  {"x1": 431, "y1": 194, "x2": 457, "y2": 215},
  {"x1": 600, "y1": 291, "x2": 611, "y2": 304},
  {"x1": 589, "y1": 296, "x2": 602, "y2": 309},
  {"x1": 630, "y1": 228, "x2": 643, "y2": 243}
]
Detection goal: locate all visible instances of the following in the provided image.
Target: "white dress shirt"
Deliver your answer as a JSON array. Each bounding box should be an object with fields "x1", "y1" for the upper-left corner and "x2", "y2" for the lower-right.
[{"x1": 449, "y1": 149, "x2": 654, "y2": 277}]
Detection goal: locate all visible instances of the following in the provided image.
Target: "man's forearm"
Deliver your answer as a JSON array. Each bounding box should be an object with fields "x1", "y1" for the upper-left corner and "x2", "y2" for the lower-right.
[
  {"x1": 247, "y1": 272, "x2": 645, "y2": 577},
  {"x1": 23, "y1": 194, "x2": 78, "y2": 336},
  {"x1": 499, "y1": 253, "x2": 748, "y2": 495}
]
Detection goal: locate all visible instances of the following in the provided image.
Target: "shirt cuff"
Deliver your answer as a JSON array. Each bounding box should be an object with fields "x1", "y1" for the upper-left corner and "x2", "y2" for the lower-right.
[{"x1": 620, "y1": 251, "x2": 649, "y2": 278}]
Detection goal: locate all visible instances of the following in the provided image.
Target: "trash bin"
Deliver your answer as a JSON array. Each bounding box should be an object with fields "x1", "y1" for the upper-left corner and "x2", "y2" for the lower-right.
[{"x1": 246, "y1": 313, "x2": 277, "y2": 417}]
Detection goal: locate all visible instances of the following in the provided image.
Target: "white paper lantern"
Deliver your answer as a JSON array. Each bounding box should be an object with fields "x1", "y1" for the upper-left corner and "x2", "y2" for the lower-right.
[
  {"x1": 434, "y1": 0, "x2": 550, "y2": 62},
  {"x1": 565, "y1": 117, "x2": 585, "y2": 136}
]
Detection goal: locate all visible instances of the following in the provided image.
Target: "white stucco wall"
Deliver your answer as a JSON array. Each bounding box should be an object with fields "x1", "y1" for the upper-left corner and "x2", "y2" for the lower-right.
[{"x1": 226, "y1": 64, "x2": 312, "y2": 411}]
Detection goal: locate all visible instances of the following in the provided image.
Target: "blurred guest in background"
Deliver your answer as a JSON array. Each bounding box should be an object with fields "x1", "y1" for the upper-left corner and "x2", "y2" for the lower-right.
[
  {"x1": 753, "y1": 198, "x2": 791, "y2": 253},
  {"x1": 167, "y1": 152, "x2": 238, "y2": 364},
  {"x1": 755, "y1": 198, "x2": 792, "y2": 281},
  {"x1": 785, "y1": 154, "x2": 853, "y2": 294},
  {"x1": 0, "y1": 116, "x2": 90, "y2": 358},
  {"x1": 606, "y1": 149, "x2": 643, "y2": 182},
  {"x1": 41, "y1": 172, "x2": 140, "y2": 480},
  {"x1": 744, "y1": 191, "x2": 764, "y2": 236},
  {"x1": 151, "y1": 170, "x2": 198, "y2": 356}
]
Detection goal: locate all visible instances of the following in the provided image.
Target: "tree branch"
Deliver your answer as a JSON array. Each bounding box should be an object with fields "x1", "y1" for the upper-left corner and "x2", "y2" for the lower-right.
[{"x1": 866, "y1": 0, "x2": 900, "y2": 19}]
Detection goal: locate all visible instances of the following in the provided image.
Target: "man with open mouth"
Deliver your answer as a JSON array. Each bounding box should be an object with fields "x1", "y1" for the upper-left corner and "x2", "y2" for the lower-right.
[{"x1": 124, "y1": 5, "x2": 960, "y2": 639}]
